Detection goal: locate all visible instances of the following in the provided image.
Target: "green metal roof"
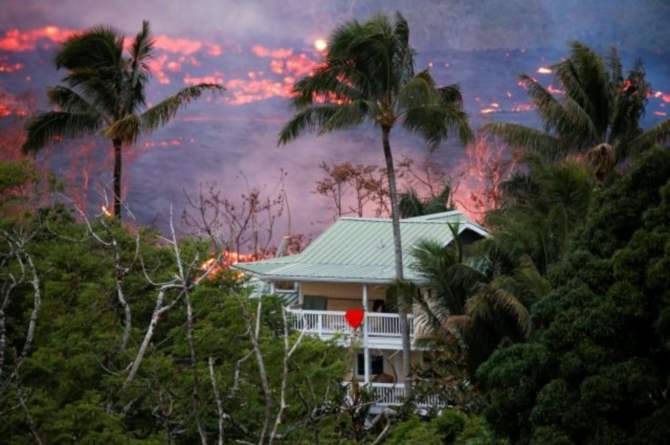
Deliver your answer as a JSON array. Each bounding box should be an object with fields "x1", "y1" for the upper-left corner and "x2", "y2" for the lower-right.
[{"x1": 234, "y1": 211, "x2": 488, "y2": 284}]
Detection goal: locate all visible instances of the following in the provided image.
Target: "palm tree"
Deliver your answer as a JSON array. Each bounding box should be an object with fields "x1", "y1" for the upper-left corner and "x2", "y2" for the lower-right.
[
  {"x1": 278, "y1": 13, "x2": 472, "y2": 390},
  {"x1": 482, "y1": 42, "x2": 670, "y2": 171},
  {"x1": 410, "y1": 238, "x2": 539, "y2": 374},
  {"x1": 22, "y1": 21, "x2": 223, "y2": 218},
  {"x1": 483, "y1": 155, "x2": 595, "y2": 275},
  {"x1": 399, "y1": 183, "x2": 452, "y2": 218}
]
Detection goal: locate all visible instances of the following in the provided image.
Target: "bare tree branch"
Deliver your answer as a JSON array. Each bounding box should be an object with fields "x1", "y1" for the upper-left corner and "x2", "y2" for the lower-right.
[
  {"x1": 208, "y1": 356, "x2": 226, "y2": 445},
  {"x1": 269, "y1": 307, "x2": 306, "y2": 444}
]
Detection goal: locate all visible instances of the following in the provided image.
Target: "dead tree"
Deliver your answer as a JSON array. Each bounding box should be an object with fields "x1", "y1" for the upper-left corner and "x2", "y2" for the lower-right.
[
  {"x1": 315, "y1": 162, "x2": 388, "y2": 219},
  {"x1": 123, "y1": 207, "x2": 219, "y2": 391},
  {"x1": 0, "y1": 226, "x2": 41, "y2": 386},
  {"x1": 268, "y1": 307, "x2": 306, "y2": 444},
  {"x1": 239, "y1": 298, "x2": 273, "y2": 444},
  {"x1": 68, "y1": 196, "x2": 139, "y2": 353},
  {"x1": 182, "y1": 173, "x2": 287, "y2": 259}
]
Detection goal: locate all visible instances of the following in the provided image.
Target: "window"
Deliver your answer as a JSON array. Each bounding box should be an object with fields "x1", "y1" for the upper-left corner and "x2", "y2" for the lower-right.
[
  {"x1": 303, "y1": 295, "x2": 327, "y2": 310},
  {"x1": 273, "y1": 281, "x2": 297, "y2": 292},
  {"x1": 357, "y1": 353, "x2": 383, "y2": 376}
]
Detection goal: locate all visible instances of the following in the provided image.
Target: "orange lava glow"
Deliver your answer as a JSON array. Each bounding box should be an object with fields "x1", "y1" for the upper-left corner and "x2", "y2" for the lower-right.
[
  {"x1": 184, "y1": 72, "x2": 225, "y2": 85},
  {"x1": 153, "y1": 35, "x2": 203, "y2": 55},
  {"x1": 0, "y1": 26, "x2": 76, "y2": 52},
  {"x1": 481, "y1": 101, "x2": 501, "y2": 113},
  {"x1": 511, "y1": 102, "x2": 534, "y2": 112},
  {"x1": 223, "y1": 77, "x2": 293, "y2": 105},
  {"x1": 200, "y1": 250, "x2": 264, "y2": 279},
  {"x1": 452, "y1": 137, "x2": 516, "y2": 222},
  {"x1": 142, "y1": 138, "x2": 184, "y2": 148},
  {"x1": 547, "y1": 84, "x2": 565, "y2": 95},
  {"x1": 251, "y1": 45, "x2": 293, "y2": 59},
  {"x1": 0, "y1": 61, "x2": 23, "y2": 73},
  {"x1": 0, "y1": 88, "x2": 33, "y2": 118}
]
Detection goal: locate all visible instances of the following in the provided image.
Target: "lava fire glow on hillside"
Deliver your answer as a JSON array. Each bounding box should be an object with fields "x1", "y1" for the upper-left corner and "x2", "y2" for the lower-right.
[{"x1": 1, "y1": 2, "x2": 669, "y2": 240}]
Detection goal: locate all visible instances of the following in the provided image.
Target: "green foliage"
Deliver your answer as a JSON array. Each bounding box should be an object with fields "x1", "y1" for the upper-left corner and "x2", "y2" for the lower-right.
[
  {"x1": 481, "y1": 42, "x2": 669, "y2": 165},
  {"x1": 399, "y1": 184, "x2": 452, "y2": 218},
  {"x1": 477, "y1": 148, "x2": 670, "y2": 444},
  {"x1": 0, "y1": 209, "x2": 346, "y2": 443},
  {"x1": 385, "y1": 410, "x2": 506, "y2": 445}
]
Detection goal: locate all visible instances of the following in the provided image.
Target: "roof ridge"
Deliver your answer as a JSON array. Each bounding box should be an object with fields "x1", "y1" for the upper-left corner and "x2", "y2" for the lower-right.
[{"x1": 338, "y1": 217, "x2": 469, "y2": 225}]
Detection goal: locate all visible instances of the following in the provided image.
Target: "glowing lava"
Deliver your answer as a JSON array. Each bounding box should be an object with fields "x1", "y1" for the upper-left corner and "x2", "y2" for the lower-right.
[{"x1": 200, "y1": 250, "x2": 264, "y2": 279}]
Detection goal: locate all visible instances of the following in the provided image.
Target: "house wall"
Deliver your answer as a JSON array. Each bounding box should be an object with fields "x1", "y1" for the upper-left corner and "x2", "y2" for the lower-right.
[
  {"x1": 345, "y1": 349, "x2": 424, "y2": 383},
  {"x1": 299, "y1": 282, "x2": 388, "y2": 310}
]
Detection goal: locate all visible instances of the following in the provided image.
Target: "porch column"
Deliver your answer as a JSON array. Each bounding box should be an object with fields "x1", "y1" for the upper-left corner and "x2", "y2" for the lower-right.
[{"x1": 363, "y1": 284, "x2": 370, "y2": 385}]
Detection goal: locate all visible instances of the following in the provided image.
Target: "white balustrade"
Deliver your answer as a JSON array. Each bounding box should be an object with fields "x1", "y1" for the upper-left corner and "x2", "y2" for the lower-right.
[
  {"x1": 286, "y1": 308, "x2": 414, "y2": 339},
  {"x1": 343, "y1": 382, "x2": 446, "y2": 408}
]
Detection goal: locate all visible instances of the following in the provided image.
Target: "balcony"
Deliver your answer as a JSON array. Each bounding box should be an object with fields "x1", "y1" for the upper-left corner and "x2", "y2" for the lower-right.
[
  {"x1": 347, "y1": 382, "x2": 446, "y2": 409},
  {"x1": 286, "y1": 308, "x2": 414, "y2": 350}
]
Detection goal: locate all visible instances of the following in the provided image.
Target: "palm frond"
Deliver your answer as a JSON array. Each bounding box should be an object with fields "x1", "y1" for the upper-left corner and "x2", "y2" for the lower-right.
[
  {"x1": 553, "y1": 59, "x2": 594, "y2": 118},
  {"x1": 630, "y1": 119, "x2": 670, "y2": 152},
  {"x1": 521, "y1": 74, "x2": 598, "y2": 148},
  {"x1": 327, "y1": 15, "x2": 397, "y2": 99},
  {"x1": 438, "y1": 84, "x2": 463, "y2": 107},
  {"x1": 481, "y1": 123, "x2": 560, "y2": 158},
  {"x1": 398, "y1": 72, "x2": 471, "y2": 146},
  {"x1": 607, "y1": 47, "x2": 623, "y2": 84},
  {"x1": 141, "y1": 83, "x2": 223, "y2": 132},
  {"x1": 467, "y1": 283, "x2": 530, "y2": 338},
  {"x1": 62, "y1": 68, "x2": 121, "y2": 118},
  {"x1": 391, "y1": 12, "x2": 414, "y2": 85},
  {"x1": 128, "y1": 20, "x2": 154, "y2": 112},
  {"x1": 291, "y1": 63, "x2": 362, "y2": 107},
  {"x1": 411, "y1": 239, "x2": 485, "y2": 315},
  {"x1": 278, "y1": 105, "x2": 342, "y2": 145},
  {"x1": 609, "y1": 63, "x2": 649, "y2": 156},
  {"x1": 130, "y1": 20, "x2": 154, "y2": 68},
  {"x1": 399, "y1": 188, "x2": 424, "y2": 217},
  {"x1": 318, "y1": 100, "x2": 368, "y2": 134},
  {"x1": 22, "y1": 111, "x2": 102, "y2": 153},
  {"x1": 103, "y1": 113, "x2": 141, "y2": 144},
  {"x1": 47, "y1": 86, "x2": 104, "y2": 118},
  {"x1": 403, "y1": 102, "x2": 472, "y2": 147},
  {"x1": 55, "y1": 25, "x2": 124, "y2": 71},
  {"x1": 384, "y1": 278, "x2": 418, "y2": 310},
  {"x1": 566, "y1": 41, "x2": 611, "y2": 134},
  {"x1": 513, "y1": 254, "x2": 551, "y2": 302}
]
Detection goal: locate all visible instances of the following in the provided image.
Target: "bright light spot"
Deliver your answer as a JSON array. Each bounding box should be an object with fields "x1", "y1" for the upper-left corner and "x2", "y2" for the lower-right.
[
  {"x1": 537, "y1": 66, "x2": 552, "y2": 74},
  {"x1": 314, "y1": 38, "x2": 327, "y2": 51},
  {"x1": 101, "y1": 206, "x2": 112, "y2": 217}
]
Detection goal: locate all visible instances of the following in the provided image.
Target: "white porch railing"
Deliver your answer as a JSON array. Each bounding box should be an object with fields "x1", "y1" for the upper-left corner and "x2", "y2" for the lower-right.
[
  {"x1": 347, "y1": 382, "x2": 445, "y2": 408},
  {"x1": 286, "y1": 308, "x2": 414, "y2": 338}
]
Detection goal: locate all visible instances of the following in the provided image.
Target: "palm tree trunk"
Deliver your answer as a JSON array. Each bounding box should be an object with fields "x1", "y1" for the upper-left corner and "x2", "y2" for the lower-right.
[
  {"x1": 113, "y1": 139, "x2": 122, "y2": 219},
  {"x1": 381, "y1": 126, "x2": 412, "y2": 394}
]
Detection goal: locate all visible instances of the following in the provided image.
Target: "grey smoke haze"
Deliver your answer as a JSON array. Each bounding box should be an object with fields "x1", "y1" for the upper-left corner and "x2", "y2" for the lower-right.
[
  {"x1": 2, "y1": 0, "x2": 669, "y2": 51},
  {"x1": 1, "y1": 0, "x2": 669, "y2": 244}
]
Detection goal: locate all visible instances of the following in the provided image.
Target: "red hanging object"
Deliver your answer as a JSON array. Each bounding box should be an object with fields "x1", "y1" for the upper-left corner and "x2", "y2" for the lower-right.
[{"x1": 345, "y1": 308, "x2": 365, "y2": 329}]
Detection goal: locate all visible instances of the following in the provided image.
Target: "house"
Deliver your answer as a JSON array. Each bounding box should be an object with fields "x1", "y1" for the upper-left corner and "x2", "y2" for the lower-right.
[{"x1": 233, "y1": 210, "x2": 488, "y2": 407}]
